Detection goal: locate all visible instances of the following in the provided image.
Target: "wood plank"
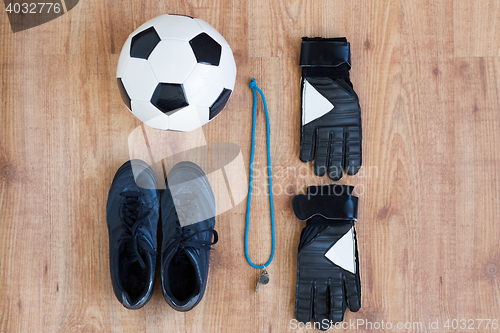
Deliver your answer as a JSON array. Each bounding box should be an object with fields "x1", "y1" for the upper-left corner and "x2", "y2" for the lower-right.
[
  {"x1": 248, "y1": 0, "x2": 351, "y2": 58},
  {"x1": 399, "y1": 0, "x2": 457, "y2": 324},
  {"x1": 0, "y1": 25, "x2": 45, "y2": 333},
  {"x1": 41, "y1": 54, "x2": 111, "y2": 332},
  {"x1": 454, "y1": 57, "x2": 500, "y2": 321},
  {"x1": 42, "y1": 0, "x2": 145, "y2": 55},
  {"x1": 454, "y1": 0, "x2": 500, "y2": 57}
]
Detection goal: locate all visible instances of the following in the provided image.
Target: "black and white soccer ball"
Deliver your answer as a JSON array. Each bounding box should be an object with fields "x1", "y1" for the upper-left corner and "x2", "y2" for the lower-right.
[{"x1": 116, "y1": 14, "x2": 236, "y2": 131}]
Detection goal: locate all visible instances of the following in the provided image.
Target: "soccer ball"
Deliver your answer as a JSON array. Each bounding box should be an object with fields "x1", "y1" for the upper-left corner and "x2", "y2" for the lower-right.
[{"x1": 116, "y1": 14, "x2": 236, "y2": 131}]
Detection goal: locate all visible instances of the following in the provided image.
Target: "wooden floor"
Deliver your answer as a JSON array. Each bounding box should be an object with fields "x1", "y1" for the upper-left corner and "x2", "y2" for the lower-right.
[{"x1": 1, "y1": 0, "x2": 500, "y2": 332}]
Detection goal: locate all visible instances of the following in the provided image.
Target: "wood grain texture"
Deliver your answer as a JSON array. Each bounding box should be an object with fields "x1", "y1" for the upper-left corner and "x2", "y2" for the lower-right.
[
  {"x1": 1, "y1": 0, "x2": 500, "y2": 332},
  {"x1": 454, "y1": 0, "x2": 500, "y2": 57},
  {"x1": 454, "y1": 57, "x2": 500, "y2": 320},
  {"x1": 42, "y1": 0, "x2": 145, "y2": 55},
  {"x1": 248, "y1": 0, "x2": 351, "y2": 58},
  {"x1": 0, "y1": 22, "x2": 45, "y2": 333},
  {"x1": 399, "y1": 0, "x2": 457, "y2": 325}
]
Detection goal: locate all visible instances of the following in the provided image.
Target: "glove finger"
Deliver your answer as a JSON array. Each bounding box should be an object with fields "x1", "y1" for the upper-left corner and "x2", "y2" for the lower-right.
[
  {"x1": 329, "y1": 278, "x2": 346, "y2": 324},
  {"x1": 313, "y1": 127, "x2": 330, "y2": 177},
  {"x1": 295, "y1": 280, "x2": 313, "y2": 323},
  {"x1": 299, "y1": 125, "x2": 315, "y2": 163},
  {"x1": 345, "y1": 126, "x2": 362, "y2": 176},
  {"x1": 344, "y1": 273, "x2": 361, "y2": 312},
  {"x1": 327, "y1": 128, "x2": 345, "y2": 181},
  {"x1": 314, "y1": 280, "x2": 331, "y2": 330}
]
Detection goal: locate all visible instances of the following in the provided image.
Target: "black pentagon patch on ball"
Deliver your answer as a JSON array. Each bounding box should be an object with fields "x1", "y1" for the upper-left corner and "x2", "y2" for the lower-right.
[
  {"x1": 130, "y1": 27, "x2": 160, "y2": 59},
  {"x1": 189, "y1": 33, "x2": 222, "y2": 66},
  {"x1": 117, "y1": 78, "x2": 131, "y2": 110},
  {"x1": 151, "y1": 83, "x2": 189, "y2": 115},
  {"x1": 209, "y1": 88, "x2": 232, "y2": 120}
]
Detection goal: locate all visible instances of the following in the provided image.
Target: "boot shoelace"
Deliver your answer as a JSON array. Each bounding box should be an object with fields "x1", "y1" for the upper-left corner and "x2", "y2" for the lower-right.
[
  {"x1": 173, "y1": 222, "x2": 218, "y2": 265},
  {"x1": 118, "y1": 190, "x2": 157, "y2": 269}
]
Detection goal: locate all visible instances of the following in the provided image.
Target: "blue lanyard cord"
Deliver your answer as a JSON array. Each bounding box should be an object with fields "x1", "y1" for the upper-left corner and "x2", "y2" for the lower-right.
[{"x1": 245, "y1": 78, "x2": 276, "y2": 270}]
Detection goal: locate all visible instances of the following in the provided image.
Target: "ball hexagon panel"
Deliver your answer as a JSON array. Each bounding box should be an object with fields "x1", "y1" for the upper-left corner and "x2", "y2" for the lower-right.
[
  {"x1": 148, "y1": 39, "x2": 197, "y2": 83},
  {"x1": 168, "y1": 104, "x2": 208, "y2": 131},
  {"x1": 131, "y1": 100, "x2": 170, "y2": 130},
  {"x1": 154, "y1": 15, "x2": 203, "y2": 41},
  {"x1": 189, "y1": 33, "x2": 222, "y2": 66},
  {"x1": 219, "y1": 45, "x2": 237, "y2": 89},
  {"x1": 121, "y1": 58, "x2": 158, "y2": 102},
  {"x1": 194, "y1": 19, "x2": 229, "y2": 48},
  {"x1": 183, "y1": 64, "x2": 224, "y2": 108},
  {"x1": 130, "y1": 27, "x2": 161, "y2": 59},
  {"x1": 151, "y1": 83, "x2": 189, "y2": 115}
]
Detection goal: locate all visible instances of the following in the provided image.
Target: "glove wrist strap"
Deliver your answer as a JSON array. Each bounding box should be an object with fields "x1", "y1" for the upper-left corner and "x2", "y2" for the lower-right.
[
  {"x1": 292, "y1": 185, "x2": 358, "y2": 221},
  {"x1": 299, "y1": 37, "x2": 351, "y2": 69},
  {"x1": 306, "y1": 215, "x2": 354, "y2": 227}
]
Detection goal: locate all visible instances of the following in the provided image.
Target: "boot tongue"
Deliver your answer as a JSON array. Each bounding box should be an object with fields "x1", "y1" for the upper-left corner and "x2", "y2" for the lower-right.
[
  {"x1": 173, "y1": 246, "x2": 196, "y2": 266},
  {"x1": 120, "y1": 239, "x2": 145, "y2": 266}
]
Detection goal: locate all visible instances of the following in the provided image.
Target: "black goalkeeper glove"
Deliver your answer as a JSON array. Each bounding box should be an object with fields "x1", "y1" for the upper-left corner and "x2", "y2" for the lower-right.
[
  {"x1": 299, "y1": 37, "x2": 362, "y2": 181},
  {"x1": 293, "y1": 185, "x2": 361, "y2": 330}
]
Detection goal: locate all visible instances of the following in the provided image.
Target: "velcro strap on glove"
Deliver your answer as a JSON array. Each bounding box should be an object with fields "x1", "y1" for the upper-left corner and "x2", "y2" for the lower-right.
[
  {"x1": 292, "y1": 185, "x2": 358, "y2": 222},
  {"x1": 299, "y1": 37, "x2": 351, "y2": 69}
]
